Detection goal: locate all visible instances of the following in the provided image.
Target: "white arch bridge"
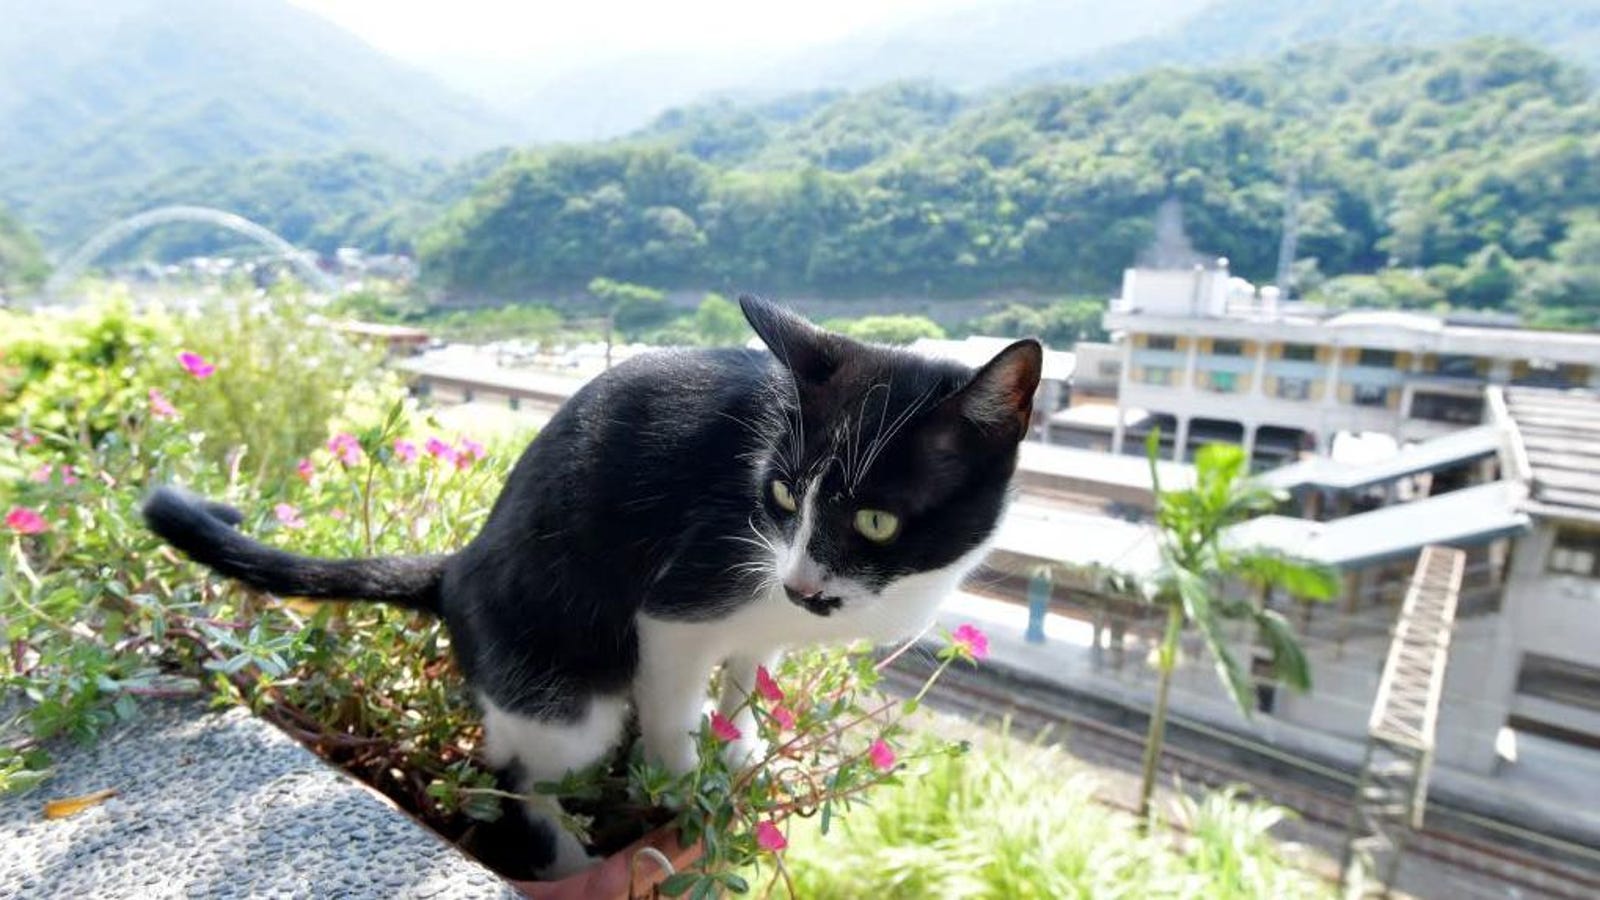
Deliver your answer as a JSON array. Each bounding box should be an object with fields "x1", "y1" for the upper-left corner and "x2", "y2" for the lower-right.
[{"x1": 44, "y1": 205, "x2": 336, "y2": 298}]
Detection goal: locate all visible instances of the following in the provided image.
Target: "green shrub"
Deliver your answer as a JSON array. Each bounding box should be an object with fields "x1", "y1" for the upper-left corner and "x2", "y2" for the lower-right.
[{"x1": 782, "y1": 726, "x2": 1330, "y2": 899}]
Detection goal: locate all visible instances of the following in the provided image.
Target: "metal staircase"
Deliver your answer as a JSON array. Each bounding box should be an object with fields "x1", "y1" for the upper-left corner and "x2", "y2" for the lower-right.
[{"x1": 1341, "y1": 545, "x2": 1466, "y2": 898}]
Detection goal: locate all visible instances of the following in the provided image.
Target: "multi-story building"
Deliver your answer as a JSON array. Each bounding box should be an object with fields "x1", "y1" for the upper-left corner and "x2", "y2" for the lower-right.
[{"x1": 1102, "y1": 260, "x2": 1600, "y2": 466}]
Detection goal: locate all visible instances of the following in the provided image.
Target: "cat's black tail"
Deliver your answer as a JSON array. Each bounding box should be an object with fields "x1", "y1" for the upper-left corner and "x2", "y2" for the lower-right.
[{"x1": 142, "y1": 486, "x2": 446, "y2": 614}]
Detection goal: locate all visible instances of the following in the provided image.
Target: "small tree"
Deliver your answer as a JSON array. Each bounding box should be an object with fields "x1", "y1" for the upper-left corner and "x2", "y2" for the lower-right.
[
  {"x1": 1136, "y1": 432, "x2": 1338, "y2": 827},
  {"x1": 694, "y1": 292, "x2": 750, "y2": 346}
]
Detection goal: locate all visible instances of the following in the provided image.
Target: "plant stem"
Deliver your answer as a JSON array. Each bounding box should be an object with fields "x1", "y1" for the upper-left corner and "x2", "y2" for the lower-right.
[{"x1": 1137, "y1": 600, "x2": 1185, "y2": 831}]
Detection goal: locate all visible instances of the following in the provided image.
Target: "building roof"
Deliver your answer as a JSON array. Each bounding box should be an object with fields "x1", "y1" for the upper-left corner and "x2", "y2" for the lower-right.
[
  {"x1": 992, "y1": 479, "x2": 1529, "y2": 585},
  {"x1": 1502, "y1": 388, "x2": 1600, "y2": 525},
  {"x1": 1104, "y1": 301, "x2": 1600, "y2": 366},
  {"x1": 1259, "y1": 424, "x2": 1502, "y2": 493},
  {"x1": 1227, "y1": 481, "x2": 1529, "y2": 569},
  {"x1": 333, "y1": 320, "x2": 430, "y2": 340},
  {"x1": 393, "y1": 353, "x2": 589, "y2": 401},
  {"x1": 1047, "y1": 404, "x2": 1147, "y2": 430},
  {"x1": 908, "y1": 336, "x2": 1076, "y2": 382},
  {"x1": 1018, "y1": 441, "x2": 1195, "y2": 493}
]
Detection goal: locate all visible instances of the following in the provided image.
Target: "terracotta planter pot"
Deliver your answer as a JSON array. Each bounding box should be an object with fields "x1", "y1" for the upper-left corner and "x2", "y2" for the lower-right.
[{"x1": 508, "y1": 825, "x2": 703, "y2": 900}]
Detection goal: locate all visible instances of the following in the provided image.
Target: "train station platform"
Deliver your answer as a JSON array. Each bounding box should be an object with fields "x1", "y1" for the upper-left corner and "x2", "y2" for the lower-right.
[{"x1": 928, "y1": 589, "x2": 1600, "y2": 860}]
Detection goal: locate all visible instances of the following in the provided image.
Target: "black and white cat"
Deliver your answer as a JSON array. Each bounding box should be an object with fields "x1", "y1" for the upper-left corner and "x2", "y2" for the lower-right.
[{"x1": 143, "y1": 297, "x2": 1041, "y2": 877}]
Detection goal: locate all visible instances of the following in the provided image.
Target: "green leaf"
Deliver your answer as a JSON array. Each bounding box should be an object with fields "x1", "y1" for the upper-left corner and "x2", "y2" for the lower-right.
[
  {"x1": 1230, "y1": 551, "x2": 1340, "y2": 600},
  {"x1": 721, "y1": 872, "x2": 750, "y2": 894},
  {"x1": 1255, "y1": 609, "x2": 1312, "y2": 692},
  {"x1": 658, "y1": 872, "x2": 699, "y2": 897},
  {"x1": 1174, "y1": 569, "x2": 1254, "y2": 715}
]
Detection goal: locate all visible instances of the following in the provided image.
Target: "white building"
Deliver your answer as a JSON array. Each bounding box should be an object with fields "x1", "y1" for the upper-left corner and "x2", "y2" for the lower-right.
[{"x1": 1101, "y1": 260, "x2": 1600, "y2": 466}]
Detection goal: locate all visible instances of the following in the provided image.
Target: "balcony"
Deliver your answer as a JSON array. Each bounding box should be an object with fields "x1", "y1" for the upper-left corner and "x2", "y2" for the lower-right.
[
  {"x1": 1196, "y1": 353, "x2": 1254, "y2": 374},
  {"x1": 1268, "y1": 359, "x2": 1326, "y2": 380},
  {"x1": 1341, "y1": 365, "x2": 1406, "y2": 388},
  {"x1": 1132, "y1": 348, "x2": 1185, "y2": 368}
]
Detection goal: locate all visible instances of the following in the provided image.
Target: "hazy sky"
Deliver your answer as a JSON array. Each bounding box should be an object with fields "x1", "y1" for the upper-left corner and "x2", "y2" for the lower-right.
[{"x1": 291, "y1": 0, "x2": 983, "y2": 62}]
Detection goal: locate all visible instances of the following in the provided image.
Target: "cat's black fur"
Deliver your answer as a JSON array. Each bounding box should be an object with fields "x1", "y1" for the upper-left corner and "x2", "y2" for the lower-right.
[{"x1": 143, "y1": 296, "x2": 1041, "y2": 875}]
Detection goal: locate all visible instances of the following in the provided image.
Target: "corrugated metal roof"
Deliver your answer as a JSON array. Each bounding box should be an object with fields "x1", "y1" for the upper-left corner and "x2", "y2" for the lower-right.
[
  {"x1": 1259, "y1": 425, "x2": 1502, "y2": 493},
  {"x1": 1504, "y1": 388, "x2": 1600, "y2": 525},
  {"x1": 993, "y1": 480, "x2": 1529, "y2": 581}
]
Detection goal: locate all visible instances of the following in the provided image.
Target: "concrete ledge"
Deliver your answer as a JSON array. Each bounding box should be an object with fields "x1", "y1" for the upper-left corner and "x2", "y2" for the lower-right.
[{"x1": 0, "y1": 700, "x2": 518, "y2": 899}]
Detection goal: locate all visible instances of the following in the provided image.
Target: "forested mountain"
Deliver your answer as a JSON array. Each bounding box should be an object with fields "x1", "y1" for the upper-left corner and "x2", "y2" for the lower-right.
[
  {"x1": 96, "y1": 150, "x2": 514, "y2": 264},
  {"x1": 0, "y1": 207, "x2": 48, "y2": 294},
  {"x1": 418, "y1": 40, "x2": 1599, "y2": 326},
  {"x1": 1021, "y1": 0, "x2": 1600, "y2": 85},
  {"x1": 0, "y1": 0, "x2": 512, "y2": 247}
]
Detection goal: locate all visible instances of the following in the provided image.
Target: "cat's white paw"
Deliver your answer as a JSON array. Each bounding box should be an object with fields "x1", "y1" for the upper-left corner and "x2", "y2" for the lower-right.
[
  {"x1": 722, "y1": 734, "x2": 771, "y2": 771},
  {"x1": 648, "y1": 736, "x2": 700, "y2": 779}
]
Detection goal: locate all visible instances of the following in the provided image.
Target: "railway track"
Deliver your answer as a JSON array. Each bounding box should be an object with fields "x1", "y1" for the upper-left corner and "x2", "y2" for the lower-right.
[{"x1": 880, "y1": 659, "x2": 1600, "y2": 900}]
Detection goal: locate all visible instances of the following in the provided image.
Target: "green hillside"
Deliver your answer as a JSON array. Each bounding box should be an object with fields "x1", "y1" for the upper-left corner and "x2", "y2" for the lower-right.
[
  {"x1": 0, "y1": 0, "x2": 512, "y2": 248},
  {"x1": 420, "y1": 40, "x2": 1599, "y2": 326},
  {"x1": 1021, "y1": 0, "x2": 1600, "y2": 85},
  {"x1": 0, "y1": 206, "x2": 49, "y2": 294}
]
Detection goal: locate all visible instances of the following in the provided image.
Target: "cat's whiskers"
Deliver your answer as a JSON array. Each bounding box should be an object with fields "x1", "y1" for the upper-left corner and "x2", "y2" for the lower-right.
[{"x1": 853, "y1": 384, "x2": 938, "y2": 491}]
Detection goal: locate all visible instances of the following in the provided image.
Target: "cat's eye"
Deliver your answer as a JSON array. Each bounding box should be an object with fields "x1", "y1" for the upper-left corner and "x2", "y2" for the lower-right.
[
  {"x1": 854, "y1": 509, "x2": 900, "y2": 543},
  {"x1": 771, "y1": 480, "x2": 799, "y2": 513}
]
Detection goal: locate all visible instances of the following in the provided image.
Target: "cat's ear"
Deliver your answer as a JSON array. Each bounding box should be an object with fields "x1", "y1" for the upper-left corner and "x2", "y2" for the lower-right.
[
  {"x1": 740, "y1": 295, "x2": 842, "y2": 384},
  {"x1": 938, "y1": 339, "x2": 1043, "y2": 442}
]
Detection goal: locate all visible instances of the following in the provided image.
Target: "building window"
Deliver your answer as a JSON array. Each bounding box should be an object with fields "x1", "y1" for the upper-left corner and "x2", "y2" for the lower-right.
[
  {"x1": 1358, "y1": 348, "x2": 1397, "y2": 369},
  {"x1": 1352, "y1": 384, "x2": 1388, "y2": 407},
  {"x1": 1276, "y1": 378, "x2": 1311, "y2": 401},
  {"x1": 1515, "y1": 359, "x2": 1578, "y2": 389},
  {"x1": 1098, "y1": 360, "x2": 1121, "y2": 378},
  {"x1": 1212, "y1": 339, "x2": 1244, "y2": 356},
  {"x1": 1550, "y1": 530, "x2": 1600, "y2": 578},
  {"x1": 1142, "y1": 366, "x2": 1174, "y2": 386},
  {"x1": 1207, "y1": 371, "x2": 1239, "y2": 393},
  {"x1": 1433, "y1": 355, "x2": 1481, "y2": 379},
  {"x1": 1410, "y1": 391, "x2": 1483, "y2": 424},
  {"x1": 1282, "y1": 343, "x2": 1317, "y2": 362},
  {"x1": 1516, "y1": 653, "x2": 1600, "y2": 714},
  {"x1": 1146, "y1": 335, "x2": 1177, "y2": 351}
]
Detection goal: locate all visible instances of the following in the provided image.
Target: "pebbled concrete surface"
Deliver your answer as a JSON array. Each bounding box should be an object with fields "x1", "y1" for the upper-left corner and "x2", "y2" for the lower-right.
[{"x1": 0, "y1": 701, "x2": 519, "y2": 899}]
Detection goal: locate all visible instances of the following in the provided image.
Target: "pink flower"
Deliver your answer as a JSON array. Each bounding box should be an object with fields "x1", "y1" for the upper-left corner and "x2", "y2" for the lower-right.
[
  {"x1": 329, "y1": 507, "x2": 348, "y2": 521},
  {"x1": 5, "y1": 506, "x2": 47, "y2": 534},
  {"x1": 148, "y1": 388, "x2": 179, "y2": 420},
  {"x1": 27, "y1": 464, "x2": 76, "y2": 486},
  {"x1": 177, "y1": 351, "x2": 215, "y2": 379},
  {"x1": 770, "y1": 705, "x2": 796, "y2": 732},
  {"x1": 393, "y1": 439, "x2": 418, "y2": 464},
  {"x1": 11, "y1": 429, "x2": 40, "y2": 448},
  {"x1": 424, "y1": 437, "x2": 457, "y2": 465},
  {"x1": 708, "y1": 711, "x2": 741, "y2": 743},
  {"x1": 273, "y1": 503, "x2": 304, "y2": 529},
  {"x1": 754, "y1": 665, "x2": 784, "y2": 703},
  {"x1": 754, "y1": 820, "x2": 788, "y2": 852},
  {"x1": 327, "y1": 432, "x2": 362, "y2": 467},
  {"x1": 952, "y1": 623, "x2": 990, "y2": 661},
  {"x1": 459, "y1": 437, "x2": 486, "y2": 461},
  {"x1": 868, "y1": 738, "x2": 896, "y2": 772},
  {"x1": 295, "y1": 458, "x2": 315, "y2": 482}
]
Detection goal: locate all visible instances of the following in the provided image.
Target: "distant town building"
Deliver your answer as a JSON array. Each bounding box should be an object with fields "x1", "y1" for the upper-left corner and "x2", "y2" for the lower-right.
[
  {"x1": 333, "y1": 321, "x2": 431, "y2": 357},
  {"x1": 1100, "y1": 259, "x2": 1600, "y2": 467}
]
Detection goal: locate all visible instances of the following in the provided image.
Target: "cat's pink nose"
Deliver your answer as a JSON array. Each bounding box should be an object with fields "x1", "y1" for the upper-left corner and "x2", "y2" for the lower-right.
[{"x1": 784, "y1": 580, "x2": 823, "y2": 604}]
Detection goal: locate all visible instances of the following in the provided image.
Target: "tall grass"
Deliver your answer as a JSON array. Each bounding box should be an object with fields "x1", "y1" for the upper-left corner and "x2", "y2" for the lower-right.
[{"x1": 779, "y1": 725, "x2": 1331, "y2": 899}]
